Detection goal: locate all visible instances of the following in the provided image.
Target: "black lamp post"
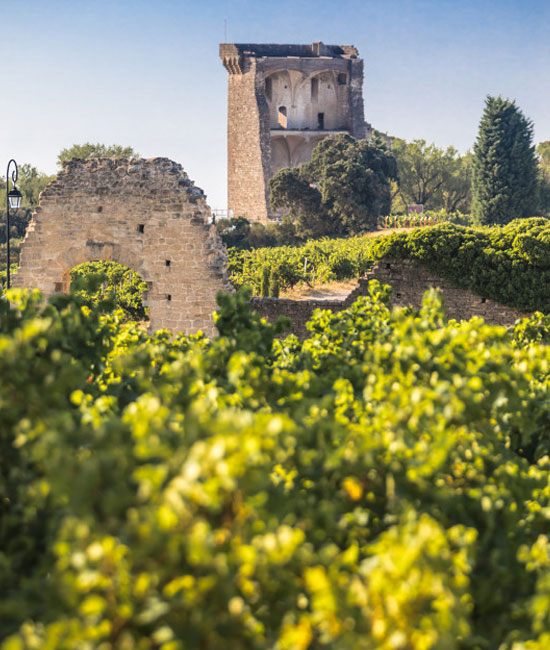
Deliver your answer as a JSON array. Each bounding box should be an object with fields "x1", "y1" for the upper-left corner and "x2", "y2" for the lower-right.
[{"x1": 5, "y1": 159, "x2": 22, "y2": 289}]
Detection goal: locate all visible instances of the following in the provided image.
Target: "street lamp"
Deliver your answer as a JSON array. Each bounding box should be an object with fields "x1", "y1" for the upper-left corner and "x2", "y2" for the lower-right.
[{"x1": 5, "y1": 159, "x2": 22, "y2": 289}]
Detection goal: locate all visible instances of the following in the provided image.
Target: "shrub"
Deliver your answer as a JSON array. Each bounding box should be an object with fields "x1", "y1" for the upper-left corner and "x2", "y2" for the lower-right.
[{"x1": 4, "y1": 285, "x2": 550, "y2": 647}]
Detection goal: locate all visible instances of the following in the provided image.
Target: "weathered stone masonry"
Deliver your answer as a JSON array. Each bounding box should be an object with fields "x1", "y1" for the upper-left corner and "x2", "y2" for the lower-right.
[
  {"x1": 220, "y1": 42, "x2": 367, "y2": 221},
  {"x1": 14, "y1": 158, "x2": 232, "y2": 336},
  {"x1": 251, "y1": 259, "x2": 528, "y2": 337}
]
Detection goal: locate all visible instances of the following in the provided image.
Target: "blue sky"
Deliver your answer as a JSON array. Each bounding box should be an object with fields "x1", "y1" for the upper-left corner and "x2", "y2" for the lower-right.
[{"x1": 1, "y1": 0, "x2": 549, "y2": 209}]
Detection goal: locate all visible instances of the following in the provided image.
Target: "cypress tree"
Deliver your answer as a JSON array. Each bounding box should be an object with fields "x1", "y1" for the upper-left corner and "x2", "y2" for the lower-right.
[
  {"x1": 268, "y1": 268, "x2": 280, "y2": 298},
  {"x1": 472, "y1": 96, "x2": 538, "y2": 225},
  {"x1": 260, "y1": 265, "x2": 270, "y2": 297}
]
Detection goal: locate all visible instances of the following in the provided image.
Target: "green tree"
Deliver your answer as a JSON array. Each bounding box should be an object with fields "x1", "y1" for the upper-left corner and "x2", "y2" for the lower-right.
[
  {"x1": 537, "y1": 141, "x2": 550, "y2": 216},
  {"x1": 472, "y1": 96, "x2": 538, "y2": 224},
  {"x1": 269, "y1": 134, "x2": 397, "y2": 238},
  {"x1": 390, "y1": 139, "x2": 471, "y2": 213},
  {"x1": 57, "y1": 143, "x2": 138, "y2": 165},
  {"x1": 69, "y1": 260, "x2": 149, "y2": 321}
]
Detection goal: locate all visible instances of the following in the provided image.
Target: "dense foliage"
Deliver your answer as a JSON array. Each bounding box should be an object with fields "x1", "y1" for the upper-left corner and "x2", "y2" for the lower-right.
[
  {"x1": 228, "y1": 235, "x2": 375, "y2": 293},
  {"x1": 390, "y1": 139, "x2": 472, "y2": 214},
  {"x1": 369, "y1": 218, "x2": 550, "y2": 311},
  {"x1": 269, "y1": 134, "x2": 397, "y2": 237},
  {"x1": 472, "y1": 96, "x2": 538, "y2": 224},
  {"x1": 5, "y1": 283, "x2": 550, "y2": 648},
  {"x1": 229, "y1": 218, "x2": 550, "y2": 312},
  {"x1": 57, "y1": 143, "x2": 139, "y2": 165},
  {"x1": 216, "y1": 216, "x2": 303, "y2": 250},
  {"x1": 70, "y1": 260, "x2": 149, "y2": 321}
]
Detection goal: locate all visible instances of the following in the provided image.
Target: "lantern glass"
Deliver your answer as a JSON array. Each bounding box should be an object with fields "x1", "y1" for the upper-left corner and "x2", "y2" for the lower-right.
[{"x1": 8, "y1": 188, "x2": 22, "y2": 209}]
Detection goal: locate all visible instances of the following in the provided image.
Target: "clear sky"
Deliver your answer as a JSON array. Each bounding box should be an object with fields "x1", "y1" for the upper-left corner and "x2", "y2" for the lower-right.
[{"x1": 1, "y1": 0, "x2": 549, "y2": 209}]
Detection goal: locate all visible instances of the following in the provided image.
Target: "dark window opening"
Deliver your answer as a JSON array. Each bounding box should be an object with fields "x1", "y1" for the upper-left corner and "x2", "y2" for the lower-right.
[
  {"x1": 385, "y1": 263, "x2": 391, "y2": 270},
  {"x1": 278, "y1": 106, "x2": 287, "y2": 129},
  {"x1": 54, "y1": 282, "x2": 63, "y2": 292},
  {"x1": 317, "y1": 112, "x2": 324, "y2": 130},
  {"x1": 311, "y1": 77, "x2": 318, "y2": 101},
  {"x1": 481, "y1": 298, "x2": 487, "y2": 304},
  {"x1": 165, "y1": 260, "x2": 171, "y2": 267},
  {"x1": 97, "y1": 206, "x2": 103, "y2": 213},
  {"x1": 265, "y1": 77, "x2": 272, "y2": 101},
  {"x1": 138, "y1": 224, "x2": 145, "y2": 233},
  {"x1": 337, "y1": 73, "x2": 347, "y2": 85},
  {"x1": 167, "y1": 294, "x2": 172, "y2": 302}
]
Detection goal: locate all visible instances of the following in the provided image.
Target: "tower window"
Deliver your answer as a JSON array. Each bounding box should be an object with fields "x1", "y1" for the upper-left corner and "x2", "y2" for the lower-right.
[
  {"x1": 138, "y1": 224, "x2": 145, "y2": 233},
  {"x1": 278, "y1": 106, "x2": 287, "y2": 129},
  {"x1": 317, "y1": 112, "x2": 324, "y2": 130},
  {"x1": 337, "y1": 73, "x2": 347, "y2": 85},
  {"x1": 265, "y1": 77, "x2": 272, "y2": 101},
  {"x1": 311, "y1": 77, "x2": 318, "y2": 101}
]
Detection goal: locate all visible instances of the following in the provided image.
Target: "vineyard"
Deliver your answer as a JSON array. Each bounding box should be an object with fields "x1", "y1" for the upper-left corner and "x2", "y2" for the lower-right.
[
  {"x1": 3, "y1": 282, "x2": 550, "y2": 648},
  {"x1": 229, "y1": 217, "x2": 550, "y2": 311}
]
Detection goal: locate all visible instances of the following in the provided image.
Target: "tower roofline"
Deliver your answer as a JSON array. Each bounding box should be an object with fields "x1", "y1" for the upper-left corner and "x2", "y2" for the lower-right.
[{"x1": 219, "y1": 42, "x2": 359, "y2": 60}]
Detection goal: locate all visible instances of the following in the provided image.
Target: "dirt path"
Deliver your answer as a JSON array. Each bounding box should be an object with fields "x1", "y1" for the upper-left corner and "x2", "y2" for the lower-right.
[{"x1": 281, "y1": 280, "x2": 359, "y2": 301}]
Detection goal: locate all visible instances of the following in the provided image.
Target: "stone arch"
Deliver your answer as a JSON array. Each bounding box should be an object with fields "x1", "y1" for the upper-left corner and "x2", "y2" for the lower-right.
[
  {"x1": 295, "y1": 70, "x2": 341, "y2": 130},
  {"x1": 57, "y1": 246, "x2": 152, "y2": 295},
  {"x1": 14, "y1": 157, "x2": 232, "y2": 336}
]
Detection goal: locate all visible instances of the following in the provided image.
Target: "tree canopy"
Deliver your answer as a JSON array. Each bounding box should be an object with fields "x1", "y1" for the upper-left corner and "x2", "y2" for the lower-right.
[
  {"x1": 390, "y1": 139, "x2": 472, "y2": 214},
  {"x1": 57, "y1": 143, "x2": 138, "y2": 165},
  {"x1": 269, "y1": 134, "x2": 397, "y2": 238},
  {"x1": 472, "y1": 96, "x2": 538, "y2": 225}
]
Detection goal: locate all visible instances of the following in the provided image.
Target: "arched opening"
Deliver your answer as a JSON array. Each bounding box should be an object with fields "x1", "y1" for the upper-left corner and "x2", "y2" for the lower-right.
[
  {"x1": 69, "y1": 260, "x2": 149, "y2": 322},
  {"x1": 278, "y1": 106, "x2": 288, "y2": 129}
]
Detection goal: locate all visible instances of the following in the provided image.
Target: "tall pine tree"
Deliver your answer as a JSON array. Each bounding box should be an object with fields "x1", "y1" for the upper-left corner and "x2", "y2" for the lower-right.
[{"x1": 472, "y1": 96, "x2": 538, "y2": 225}]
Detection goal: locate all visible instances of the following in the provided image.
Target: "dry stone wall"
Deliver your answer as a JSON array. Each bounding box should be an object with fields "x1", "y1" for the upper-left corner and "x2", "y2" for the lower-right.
[
  {"x1": 252, "y1": 258, "x2": 528, "y2": 337},
  {"x1": 14, "y1": 157, "x2": 232, "y2": 336}
]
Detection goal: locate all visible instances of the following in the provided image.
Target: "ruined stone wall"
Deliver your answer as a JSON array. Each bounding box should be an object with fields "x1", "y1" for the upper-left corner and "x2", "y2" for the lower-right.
[
  {"x1": 251, "y1": 258, "x2": 528, "y2": 337},
  {"x1": 361, "y1": 259, "x2": 528, "y2": 324},
  {"x1": 14, "y1": 158, "x2": 232, "y2": 336},
  {"x1": 250, "y1": 296, "x2": 343, "y2": 339}
]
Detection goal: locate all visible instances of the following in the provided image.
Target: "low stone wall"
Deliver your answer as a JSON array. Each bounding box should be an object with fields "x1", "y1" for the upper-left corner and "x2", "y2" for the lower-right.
[
  {"x1": 366, "y1": 259, "x2": 527, "y2": 325},
  {"x1": 251, "y1": 258, "x2": 528, "y2": 337},
  {"x1": 250, "y1": 297, "x2": 343, "y2": 338}
]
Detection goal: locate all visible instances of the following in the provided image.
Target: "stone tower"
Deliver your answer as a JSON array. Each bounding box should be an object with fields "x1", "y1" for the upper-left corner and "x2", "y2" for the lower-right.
[{"x1": 220, "y1": 42, "x2": 367, "y2": 221}]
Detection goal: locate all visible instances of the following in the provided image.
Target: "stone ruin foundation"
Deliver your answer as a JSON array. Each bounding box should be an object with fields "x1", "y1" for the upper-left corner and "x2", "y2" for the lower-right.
[
  {"x1": 251, "y1": 258, "x2": 528, "y2": 338},
  {"x1": 14, "y1": 157, "x2": 232, "y2": 336}
]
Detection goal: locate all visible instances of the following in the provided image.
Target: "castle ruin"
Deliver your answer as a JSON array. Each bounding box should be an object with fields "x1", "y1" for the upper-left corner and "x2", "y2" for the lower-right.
[
  {"x1": 14, "y1": 158, "x2": 231, "y2": 335},
  {"x1": 220, "y1": 42, "x2": 369, "y2": 221}
]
